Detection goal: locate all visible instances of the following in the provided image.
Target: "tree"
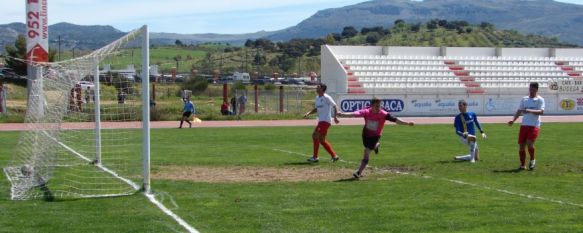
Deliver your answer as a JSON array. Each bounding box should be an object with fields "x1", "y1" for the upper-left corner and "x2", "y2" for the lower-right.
[
  {"x1": 254, "y1": 50, "x2": 266, "y2": 66},
  {"x1": 365, "y1": 32, "x2": 381, "y2": 44},
  {"x1": 325, "y1": 34, "x2": 337, "y2": 44},
  {"x1": 244, "y1": 39, "x2": 254, "y2": 48},
  {"x1": 175, "y1": 39, "x2": 183, "y2": 47},
  {"x1": 341, "y1": 26, "x2": 358, "y2": 38},
  {"x1": 254, "y1": 38, "x2": 275, "y2": 51},
  {"x1": 480, "y1": 22, "x2": 495, "y2": 30},
  {"x1": 392, "y1": 19, "x2": 408, "y2": 33},
  {"x1": 173, "y1": 55, "x2": 183, "y2": 70},
  {"x1": 4, "y1": 35, "x2": 27, "y2": 75},
  {"x1": 411, "y1": 23, "x2": 421, "y2": 33}
]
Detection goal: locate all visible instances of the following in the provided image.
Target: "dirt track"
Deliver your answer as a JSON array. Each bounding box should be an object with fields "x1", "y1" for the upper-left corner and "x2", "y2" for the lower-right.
[{"x1": 1, "y1": 115, "x2": 582, "y2": 131}]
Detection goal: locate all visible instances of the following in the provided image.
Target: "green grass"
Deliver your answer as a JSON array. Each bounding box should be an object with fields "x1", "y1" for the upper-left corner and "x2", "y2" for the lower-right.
[{"x1": 1, "y1": 123, "x2": 583, "y2": 232}]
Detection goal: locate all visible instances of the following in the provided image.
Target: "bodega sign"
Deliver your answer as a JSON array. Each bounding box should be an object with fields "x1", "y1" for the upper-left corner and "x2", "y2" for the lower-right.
[
  {"x1": 26, "y1": 0, "x2": 49, "y2": 63},
  {"x1": 340, "y1": 99, "x2": 404, "y2": 112}
]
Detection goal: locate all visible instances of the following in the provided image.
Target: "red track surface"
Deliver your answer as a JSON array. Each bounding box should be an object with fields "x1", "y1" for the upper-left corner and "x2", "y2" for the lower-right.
[{"x1": 1, "y1": 115, "x2": 582, "y2": 131}]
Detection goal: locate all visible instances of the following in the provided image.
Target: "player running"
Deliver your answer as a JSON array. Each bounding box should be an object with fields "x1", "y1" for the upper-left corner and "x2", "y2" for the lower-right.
[{"x1": 338, "y1": 97, "x2": 414, "y2": 179}]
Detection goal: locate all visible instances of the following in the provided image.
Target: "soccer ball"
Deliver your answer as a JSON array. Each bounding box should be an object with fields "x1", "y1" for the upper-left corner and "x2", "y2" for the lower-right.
[{"x1": 20, "y1": 164, "x2": 33, "y2": 177}]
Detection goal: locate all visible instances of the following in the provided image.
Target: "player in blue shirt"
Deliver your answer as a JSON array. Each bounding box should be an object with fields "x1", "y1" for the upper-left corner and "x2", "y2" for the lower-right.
[
  {"x1": 179, "y1": 98, "x2": 195, "y2": 128},
  {"x1": 453, "y1": 100, "x2": 486, "y2": 163}
]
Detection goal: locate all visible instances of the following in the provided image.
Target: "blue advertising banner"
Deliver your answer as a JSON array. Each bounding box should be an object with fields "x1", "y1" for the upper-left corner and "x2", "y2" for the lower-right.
[{"x1": 340, "y1": 99, "x2": 404, "y2": 112}]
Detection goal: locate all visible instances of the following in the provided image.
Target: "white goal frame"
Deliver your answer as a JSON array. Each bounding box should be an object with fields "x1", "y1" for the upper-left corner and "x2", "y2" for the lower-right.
[{"x1": 3, "y1": 25, "x2": 151, "y2": 199}]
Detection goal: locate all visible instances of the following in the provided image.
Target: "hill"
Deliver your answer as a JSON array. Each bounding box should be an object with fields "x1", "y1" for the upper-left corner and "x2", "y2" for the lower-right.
[
  {"x1": 0, "y1": 22, "x2": 272, "y2": 53},
  {"x1": 2, "y1": 0, "x2": 583, "y2": 52},
  {"x1": 268, "y1": 0, "x2": 583, "y2": 45}
]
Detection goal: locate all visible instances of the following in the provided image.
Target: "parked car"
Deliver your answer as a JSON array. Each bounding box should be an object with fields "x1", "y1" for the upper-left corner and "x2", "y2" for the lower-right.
[
  {"x1": 0, "y1": 68, "x2": 20, "y2": 79},
  {"x1": 78, "y1": 81, "x2": 95, "y2": 90}
]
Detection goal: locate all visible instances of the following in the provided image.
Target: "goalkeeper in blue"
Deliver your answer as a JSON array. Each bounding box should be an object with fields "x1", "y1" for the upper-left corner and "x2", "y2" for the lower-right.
[{"x1": 453, "y1": 100, "x2": 486, "y2": 163}]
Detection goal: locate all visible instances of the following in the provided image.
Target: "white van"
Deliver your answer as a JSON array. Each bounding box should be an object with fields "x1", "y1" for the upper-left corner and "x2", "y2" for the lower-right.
[{"x1": 232, "y1": 72, "x2": 251, "y2": 83}]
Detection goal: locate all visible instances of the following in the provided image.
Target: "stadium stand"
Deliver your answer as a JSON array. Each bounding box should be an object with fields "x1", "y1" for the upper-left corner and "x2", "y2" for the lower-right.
[{"x1": 321, "y1": 46, "x2": 583, "y2": 116}]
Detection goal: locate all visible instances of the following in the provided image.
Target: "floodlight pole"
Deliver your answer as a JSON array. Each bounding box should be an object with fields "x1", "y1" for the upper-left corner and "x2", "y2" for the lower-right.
[{"x1": 141, "y1": 25, "x2": 151, "y2": 194}]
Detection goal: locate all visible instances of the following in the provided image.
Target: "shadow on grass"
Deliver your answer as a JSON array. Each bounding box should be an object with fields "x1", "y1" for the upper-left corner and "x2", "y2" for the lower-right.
[
  {"x1": 492, "y1": 168, "x2": 526, "y2": 173},
  {"x1": 437, "y1": 160, "x2": 467, "y2": 164},
  {"x1": 335, "y1": 177, "x2": 359, "y2": 182},
  {"x1": 40, "y1": 184, "x2": 55, "y2": 202},
  {"x1": 283, "y1": 162, "x2": 319, "y2": 166}
]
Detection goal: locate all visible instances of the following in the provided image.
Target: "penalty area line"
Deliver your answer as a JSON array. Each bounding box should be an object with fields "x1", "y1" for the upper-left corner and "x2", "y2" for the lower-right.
[
  {"x1": 273, "y1": 148, "x2": 583, "y2": 209},
  {"x1": 145, "y1": 193, "x2": 199, "y2": 233}
]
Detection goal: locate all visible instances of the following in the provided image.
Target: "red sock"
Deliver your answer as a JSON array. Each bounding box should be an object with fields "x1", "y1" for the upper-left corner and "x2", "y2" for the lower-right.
[
  {"x1": 321, "y1": 140, "x2": 336, "y2": 158},
  {"x1": 312, "y1": 138, "x2": 320, "y2": 158},
  {"x1": 519, "y1": 150, "x2": 526, "y2": 166},
  {"x1": 528, "y1": 148, "x2": 536, "y2": 161}
]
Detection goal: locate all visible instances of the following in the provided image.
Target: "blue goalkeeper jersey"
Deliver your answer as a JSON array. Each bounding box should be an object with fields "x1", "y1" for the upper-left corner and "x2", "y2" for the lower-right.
[
  {"x1": 183, "y1": 101, "x2": 195, "y2": 113},
  {"x1": 454, "y1": 112, "x2": 483, "y2": 137}
]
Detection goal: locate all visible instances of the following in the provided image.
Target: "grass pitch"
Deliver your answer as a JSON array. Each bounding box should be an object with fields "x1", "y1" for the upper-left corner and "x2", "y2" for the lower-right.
[{"x1": 1, "y1": 122, "x2": 583, "y2": 232}]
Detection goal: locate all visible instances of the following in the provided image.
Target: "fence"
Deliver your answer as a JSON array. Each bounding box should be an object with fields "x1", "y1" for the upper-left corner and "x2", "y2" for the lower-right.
[{"x1": 233, "y1": 85, "x2": 313, "y2": 115}]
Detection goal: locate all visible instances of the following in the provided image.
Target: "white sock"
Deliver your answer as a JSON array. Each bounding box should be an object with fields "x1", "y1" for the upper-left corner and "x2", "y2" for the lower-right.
[{"x1": 469, "y1": 141, "x2": 476, "y2": 161}]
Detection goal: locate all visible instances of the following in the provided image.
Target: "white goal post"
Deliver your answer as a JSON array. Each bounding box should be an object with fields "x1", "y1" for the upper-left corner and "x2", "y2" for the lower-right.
[{"x1": 3, "y1": 25, "x2": 150, "y2": 200}]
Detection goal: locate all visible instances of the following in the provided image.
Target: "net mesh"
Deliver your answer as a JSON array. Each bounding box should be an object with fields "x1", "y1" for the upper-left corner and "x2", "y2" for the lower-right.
[{"x1": 3, "y1": 26, "x2": 147, "y2": 200}]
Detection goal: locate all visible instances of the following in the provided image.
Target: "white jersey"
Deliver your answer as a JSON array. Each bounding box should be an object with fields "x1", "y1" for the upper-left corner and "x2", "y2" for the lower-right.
[
  {"x1": 518, "y1": 95, "x2": 545, "y2": 128},
  {"x1": 315, "y1": 93, "x2": 337, "y2": 123}
]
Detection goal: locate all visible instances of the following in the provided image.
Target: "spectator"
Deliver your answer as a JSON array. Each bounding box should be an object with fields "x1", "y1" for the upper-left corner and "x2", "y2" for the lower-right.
[
  {"x1": 117, "y1": 91, "x2": 125, "y2": 104},
  {"x1": 85, "y1": 86, "x2": 92, "y2": 104},
  {"x1": 238, "y1": 94, "x2": 247, "y2": 119},
  {"x1": 230, "y1": 96, "x2": 237, "y2": 115},
  {"x1": 221, "y1": 101, "x2": 232, "y2": 115}
]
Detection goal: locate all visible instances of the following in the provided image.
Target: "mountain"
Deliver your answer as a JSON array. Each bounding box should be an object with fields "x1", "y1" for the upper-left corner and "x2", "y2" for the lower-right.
[
  {"x1": 149, "y1": 31, "x2": 275, "y2": 46},
  {"x1": 2, "y1": 0, "x2": 583, "y2": 53},
  {"x1": 0, "y1": 22, "x2": 126, "y2": 52},
  {"x1": 0, "y1": 22, "x2": 272, "y2": 53},
  {"x1": 267, "y1": 0, "x2": 583, "y2": 45}
]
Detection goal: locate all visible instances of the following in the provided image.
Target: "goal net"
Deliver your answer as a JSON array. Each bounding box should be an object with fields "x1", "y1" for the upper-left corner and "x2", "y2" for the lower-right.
[{"x1": 3, "y1": 26, "x2": 150, "y2": 200}]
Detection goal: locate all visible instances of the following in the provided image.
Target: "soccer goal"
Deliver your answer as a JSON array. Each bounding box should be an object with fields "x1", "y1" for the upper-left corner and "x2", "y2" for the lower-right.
[{"x1": 3, "y1": 26, "x2": 150, "y2": 200}]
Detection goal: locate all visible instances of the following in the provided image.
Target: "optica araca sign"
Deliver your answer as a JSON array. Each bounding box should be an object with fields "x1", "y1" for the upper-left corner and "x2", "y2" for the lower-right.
[{"x1": 340, "y1": 99, "x2": 404, "y2": 112}]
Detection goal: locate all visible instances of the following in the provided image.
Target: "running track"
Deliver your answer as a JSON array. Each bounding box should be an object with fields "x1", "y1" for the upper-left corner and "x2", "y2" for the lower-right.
[{"x1": 1, "y1": 115, "x2": 582, "y2": 131}]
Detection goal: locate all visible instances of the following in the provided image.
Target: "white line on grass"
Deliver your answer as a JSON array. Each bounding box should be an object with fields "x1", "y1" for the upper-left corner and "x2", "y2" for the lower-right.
[
  {"x1": 45, "y1": 132, "x2": 199, "y2": 232},
  {"x1": 273, "y1": 149, "x2": 583, "y2": 208},
  {"x1": 146, "y1": 193, "x2": 200, "y2": 233}
]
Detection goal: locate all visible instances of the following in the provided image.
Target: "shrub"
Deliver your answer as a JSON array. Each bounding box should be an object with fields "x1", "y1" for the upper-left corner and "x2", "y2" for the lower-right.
[{"x1": 181, "y1": 76, "x2": 208, "y2": 95}]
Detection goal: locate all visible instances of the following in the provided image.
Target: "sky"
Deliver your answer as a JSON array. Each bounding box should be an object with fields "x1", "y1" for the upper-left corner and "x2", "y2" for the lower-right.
[{"x1": 3, "y1": 0, "x2": 583, "y2": 34}]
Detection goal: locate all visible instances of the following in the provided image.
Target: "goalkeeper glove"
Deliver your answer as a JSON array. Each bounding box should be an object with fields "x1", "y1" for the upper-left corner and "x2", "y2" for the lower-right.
[{"x1": 481, "y1": 132, "x2": 487, "y2": 139}]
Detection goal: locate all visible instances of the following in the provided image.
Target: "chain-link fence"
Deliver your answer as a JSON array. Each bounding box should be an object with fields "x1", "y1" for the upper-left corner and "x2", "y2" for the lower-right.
[{"x1": 233, "y1": 86, "x2": 314, "y2": 115}]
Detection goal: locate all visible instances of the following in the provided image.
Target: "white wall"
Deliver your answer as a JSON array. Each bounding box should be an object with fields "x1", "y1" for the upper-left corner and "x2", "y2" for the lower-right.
[
  {"x1": 446, "y1": 47, "x2": 496, "y2": 57},
  {"x1": 386, "y1": 46, "x2": 441, "y2": 56},
  {"x1": 555, "y1": 48, "x2": 583, "y2": 58},
  {"x1": 326, "y1": 46, "x2": 383, "y2": 56},
  {"x1": 500, "y1": 48, "x2": 550, "y2": 57},
  {"x1": 321, "y1": 45, "x2": 348, "y2": 96}
]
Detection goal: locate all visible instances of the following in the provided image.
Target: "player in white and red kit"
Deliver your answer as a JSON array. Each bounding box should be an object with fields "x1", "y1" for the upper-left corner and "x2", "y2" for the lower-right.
[
  {"x1": 303, "y1": 84, "x2": 340, "y2": 162},
  {"x1": 338, "y1": 97, "x2": 414, "y2": 179},
  {"x1": 508, "y1": 82, "x2": 545, "y2": 170}
]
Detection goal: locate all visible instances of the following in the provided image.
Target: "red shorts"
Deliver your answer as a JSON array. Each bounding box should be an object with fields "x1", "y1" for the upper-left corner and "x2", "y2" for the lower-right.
[
  {"x1": 315, "y1": 121, "x2": 332, "y2": 136},
  {"x1": 518, "y1": 125, "x2": 539, "y2": 144}
]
